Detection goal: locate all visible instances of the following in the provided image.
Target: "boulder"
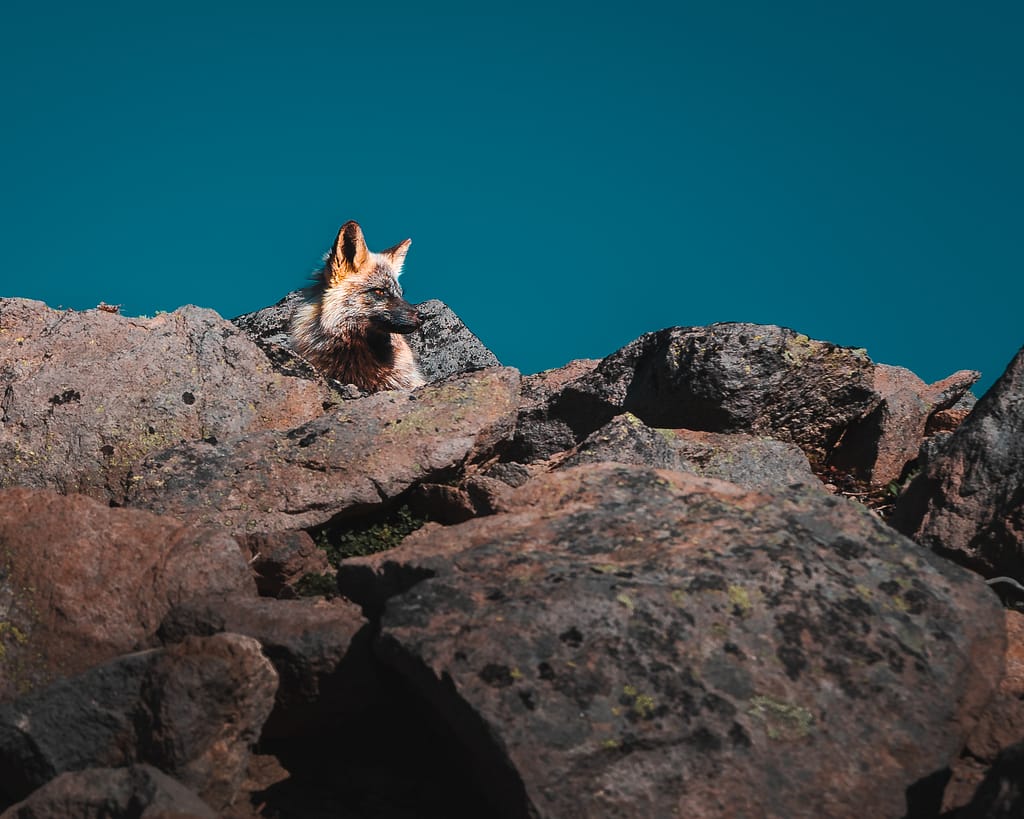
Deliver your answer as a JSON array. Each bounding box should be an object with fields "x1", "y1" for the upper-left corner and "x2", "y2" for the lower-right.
[
  {"x1": 0, "y1": 488, "x2": 255, "y2": 700},
  {"x1": 232, "y1": 292, "x2": 500, "y2": 384},
  {"x1": 0, "y1": 764, "x2": 216, "y2": 819},
  {"x1": 158, "y1": 595, "x2": 373, "y2": 738},
  {"x1": 892, "y1": 344, "x2": 1024, "y2": 577},
  {"x1": 238, "y1": 530, "x2": 333, "y2": 598},
  {"x1": 339, "y1": 463, "x2": 1004, "y2": 819},
  {"x1": 120, "y1": 367, "x2": 520, "y2": 534},
  {"x1": 0, "y1": 298, "x2": 332, "y2": 500},
  {"x1": 507, "y1": 324, "x2": 877, "y2": 467},
  {"x1": 827, "y1": 364, "x2": 979, "y2": 486},
  {"x1": 0, "y1": 633, "x2": 277, "y2": 810}
]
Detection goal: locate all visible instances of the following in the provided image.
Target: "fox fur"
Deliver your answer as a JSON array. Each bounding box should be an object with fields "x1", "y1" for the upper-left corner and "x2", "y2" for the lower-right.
[{"x1": 290, "y1": 221, "x2": 426, "y2": 392}]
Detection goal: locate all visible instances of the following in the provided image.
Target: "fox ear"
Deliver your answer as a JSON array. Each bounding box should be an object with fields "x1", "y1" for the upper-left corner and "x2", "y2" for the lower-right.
[
  {"x1": 326, "y1": 221, "x2": 369, "y2": 279},
  {"x1": 381, "y1": 238, "x2": 412, "y2": 273}
]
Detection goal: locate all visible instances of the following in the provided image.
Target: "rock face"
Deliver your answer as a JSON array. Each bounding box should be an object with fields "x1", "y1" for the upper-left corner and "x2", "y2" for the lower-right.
[
  {"x1": 0, "y1": 633, "x2": 277, "y2": 810},
  {"x1": 0, "y1": 488, "x2": 255, "y2": 700},
  {"x1": 509, "y1": 324, "x2": 878, "y2": 466},
  {"x1": 0, "y1": 764, "x2": 217, "y2": 819},
  {"x1": 893, "y1": 344, "x2": 1024, "y2": 577},
  {"x1": 0, "y1": 299, "x2": 331, "y2": 499},
  {"x1": 232, "y1": 292, "x2": 499, "y2": 384},
  {"x1": 340, "y1": 463, "x2": 1004, "y2": 819},
  {"x1": 121, "y1": 367, "x2": 520, "y2": 534}
]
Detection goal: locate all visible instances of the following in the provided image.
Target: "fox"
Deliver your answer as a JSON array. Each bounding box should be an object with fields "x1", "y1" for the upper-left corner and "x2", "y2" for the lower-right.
[{"x1": 290, "y1": 220, "x2": 426, "y2": 392}]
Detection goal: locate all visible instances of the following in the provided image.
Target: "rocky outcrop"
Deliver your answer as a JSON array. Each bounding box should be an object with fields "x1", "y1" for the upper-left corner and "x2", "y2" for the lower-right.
[
  {"x1": 232, "y1": 292, "x2": 500, "y2": 384},
  {"x1": 121, "y1": 367, "x2": 520, "y2": 534},
  {"x1": 339, "y1": 463, "x2": 1004, "y2": 819},
  {"x1": 0, "y1": 765, "x2": 217, "y2": 819},
  {"x1": 893, "y1": 344, "x2": 1024, "y2": 577},
  {"x1": 0, "y1": 633, "x2": 276, "y2": 810},
  {"x1": 0, "y1": 488, "x2": 254, "y2": 700},
  {"x1": 0, "y1": 299, "x2": 332, "y2": 500}
]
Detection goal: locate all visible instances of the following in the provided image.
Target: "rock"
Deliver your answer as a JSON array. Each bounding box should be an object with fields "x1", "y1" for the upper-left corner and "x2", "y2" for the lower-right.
[
  {"x1": 338, "y1": 463, "x2": 1003, "y2": 819},
  {"x1": 121, "y1": 367, "x2": 521, "y2": 534},
  {"x1": 943, "y1": 609, "x2": 1024, "y2": 812},
  {"x1": 0, "y1": 633, "x2": 277, "y2": 810},
  {"x1": 238, "y1": 530, "x2": 332, "y2": 598},
  {"x1": 508, "y1": 324, "x2": 877, "y2": 467},
  {"x1": 0, "y1": 299, "x2": 332, "y2": 500},
  {"x1": 951, "y1": 739, "x2": 1024, "y2": 819},
  {"x1": 232, "y1": 292, "x2": 500, "y2": 384},
  {"x1": 0, "y1": 488, "x2": 255, "y2": 701},
  {"x1": 158, "y1": 596, "x2": 373, "y2": 738},
  {"x1": 560, "y1": 414, "x2": 822, "y2": 493},
  {"x1": 892, "y1": 344, "x2": 1024, "y2": 577},
  {"x1": 0, "y1": 764, "x2": 217, "y2": 819},
  {"x1": 828, "y1": 365, "x2": 979, "y2": 486}
]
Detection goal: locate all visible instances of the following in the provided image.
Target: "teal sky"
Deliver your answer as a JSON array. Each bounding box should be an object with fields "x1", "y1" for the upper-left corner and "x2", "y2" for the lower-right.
[{"x1": 2, "y1": 2, "x2": 1021, "y2": 394}]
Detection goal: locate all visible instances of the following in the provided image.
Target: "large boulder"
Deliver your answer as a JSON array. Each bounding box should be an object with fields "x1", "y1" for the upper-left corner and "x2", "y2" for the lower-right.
[
  {"x1": 232, "y1": 292, "x2": 499, "y2": 384},
  {"x1": 0, "y1": 299, "x2": 332, "y2": 500},
  {"x1": 508, "y1": 324, "x2": 878, "y2": 466},
  {"x1": 0, "y1": 765, "x2": 216, "y2": 819},
  {"x1": 0, "y1": 488, "x2": 255, "y2": 700},
  {"x1": 893, "y1": 344, "x2": 1024, "y2": 577},
  {"x1": 339, "y1": 463, "x2": 1004, "y2": 819},
  {"x1": 120, "y1": 367, "x2": 520, "y2": 534},
  {"x1": 0, "y1": 633, "x2": 277, "y2": 810}
]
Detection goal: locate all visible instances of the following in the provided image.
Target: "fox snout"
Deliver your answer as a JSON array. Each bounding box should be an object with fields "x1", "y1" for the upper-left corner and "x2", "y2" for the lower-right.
[{"x1": 377, "y1": 300, "x2": 423, "y2": 334}]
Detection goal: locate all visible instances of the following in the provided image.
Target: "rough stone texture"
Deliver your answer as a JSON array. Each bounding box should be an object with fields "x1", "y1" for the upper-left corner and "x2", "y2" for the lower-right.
[
  {"x1": 239, "y1": 530, "x2": 332, "y2": 598},
  {"x1": 0, "y1": 298, "x2": 332, "y2": 500},
  {"x1": 0, "y1": 764, "x2": 217, "y2": 819},
  {"x1": 893, "y1": 344, "x2": 1024, "y2": 577},
  {"x1": 339, "y1": 463, "x2": 1003, "y2": 819},
  {"x1": 232, "y1": 292, "x2": 500, "y2": 383},
  {"x1": 0, "y1": 633, "x2": 276, "y2": 810},
  {"x1": 508, "y1": 324, "x2": 877, "y2": 467},
  {"x1": 943, "y1": 609, "x2": 1024, "y2": 813},
  {"x1": 951, "y1": 740, "x2": 1024, "y2": 819},
  {"x1": 0, "y1": 488, "x2": 255, "y2": 701},
  {"x1": 828, "y1": 365, "x2": 979, "y2": 486},
  {"x1": 121, "y1": 367, "x2": 520, "y2": 534},
  {"x1": 158, "y1": 596, "x2": 372, "y2": 738},
  {"x1": 560, "y1": 414, "x2": 822, "y2": 493}
]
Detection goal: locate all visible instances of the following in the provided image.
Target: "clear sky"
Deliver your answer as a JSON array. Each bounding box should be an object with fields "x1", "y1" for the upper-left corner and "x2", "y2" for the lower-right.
[{"x1": 2, "y1": 1, "x2": 1021, "y2": 395}]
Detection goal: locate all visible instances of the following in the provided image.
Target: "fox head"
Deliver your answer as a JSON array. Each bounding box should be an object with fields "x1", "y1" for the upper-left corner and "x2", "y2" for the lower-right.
[{"x1": 318, "y1": 220, "x2": 423, "y2": 336}]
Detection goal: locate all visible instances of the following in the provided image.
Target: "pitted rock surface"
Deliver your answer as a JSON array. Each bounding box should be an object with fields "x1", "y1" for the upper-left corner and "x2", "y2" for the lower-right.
[
  {"x1": 121, "y1": 367, "x2": 520, "y2": 534},
  {"x1": 0, "y1": 298, "x2": 332, "y2": 500},
  {"x1": 341, "y1": 464, "x2": 1003, "y2": 819}
]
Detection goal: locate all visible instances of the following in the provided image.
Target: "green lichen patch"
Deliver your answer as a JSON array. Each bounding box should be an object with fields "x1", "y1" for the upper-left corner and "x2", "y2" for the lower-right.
[{"x1": 747, "y1": 695, "x2": 814, "y2": 741}]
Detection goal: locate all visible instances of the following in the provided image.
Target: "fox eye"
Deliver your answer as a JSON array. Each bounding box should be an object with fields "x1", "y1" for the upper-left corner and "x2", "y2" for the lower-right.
[{"x1": 369, "y1": 288, "x2": 388, "y2": 298}]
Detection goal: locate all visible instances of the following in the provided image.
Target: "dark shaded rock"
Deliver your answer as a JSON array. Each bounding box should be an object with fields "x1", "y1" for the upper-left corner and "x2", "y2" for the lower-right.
[
  {"x1": 232, "y1": 292, "x2": 499, "y2": 384},
  {"x1": 0, "y1": 298, "x2": 332, "y2": 500},
  {"x1": 0, "y1": 633, "x2": 276, "y2": 810},
  {"x1": 238, "y1": 530, "x2": 332, "y2": 598},
  {"x1": 509, "y1": 324, "x2": 877, "y2": 467},
  {"x1": 121, "y1": 367, "x2": 521, "y2": 534},
  {"x1": 943, "y1": 609, "x2": 1024, "y2": 813},
  {"x1": 828, "y1": 365, "x2": 979, "y2": 486},
  {"x1": 893, "y1": 345, "x2": 1024, "y2": 577},
  {"x1": 158, "y1": 596, "x2": 373, "y2": 738},
  {"x1": 951, "y1": 740, "x2": 1024, "y2": 819},
  {"x1": 0, "y1": 764, "x2": 216, "y2": 818},
  {"x1": 340, "y1": 463, "x2": 1003, "y2": 819},
  {"x1": 561, "y1": 413, "x2": 822, "y2": 493},
  {"x1": 0, "y1": 488, "x2": 255, "y2": 701}
]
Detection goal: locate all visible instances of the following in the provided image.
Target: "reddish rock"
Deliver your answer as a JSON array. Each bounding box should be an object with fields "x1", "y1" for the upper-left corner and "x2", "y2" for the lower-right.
[
  {"x1": 0, "y1": 764, "x2": 217, "y2": 819},
  {"x1": 0, "y1": 299, "x2": 333, "y2": 500},
  {"x1": 158, "y1": 596, "x2": 373, "y2": 738},
  {"x1": 828, "y1": 365, "x2": 979, "y2": 485},
  {"x1": 508, "y1": 359, "x2": 601, "y2": 462},
  {"x1": 121, "y1": 367, "x2": 521, "y2": 534},
  {"x1": 0, "y1": 488, "x2": 255, "y2": 700},
  {"x1": 893, "y1": 344, "x2": 1024, "y2": 577},
  {"x1": 238, "y1": 530, "x2": 332, "y2": 598},
  {"x1": 340, "y1": 463, "x2": 1003, "y2": 819},
  {"x1": 0, "y1": 633, "x2": 277, "y2": 810}
]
